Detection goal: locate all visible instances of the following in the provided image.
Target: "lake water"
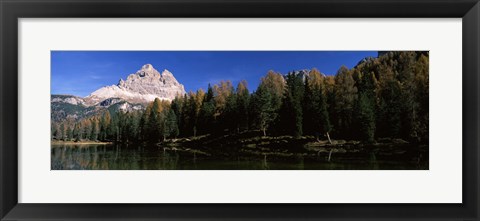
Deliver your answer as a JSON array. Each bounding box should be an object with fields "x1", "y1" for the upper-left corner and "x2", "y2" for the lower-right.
[{"x1": 51, "y1": 144, "x2": 427, "y2": 170}]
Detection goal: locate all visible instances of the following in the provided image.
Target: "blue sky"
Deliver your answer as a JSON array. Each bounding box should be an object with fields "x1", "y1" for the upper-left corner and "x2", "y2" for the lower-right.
[{"x1": 51, "y1": 51, "x2": 378, "y2": 97}]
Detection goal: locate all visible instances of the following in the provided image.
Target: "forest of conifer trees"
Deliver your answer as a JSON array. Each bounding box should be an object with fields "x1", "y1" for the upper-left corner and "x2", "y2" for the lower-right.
[{"x1": 51, "y1": 51, "x2": 429, "y2": 146}]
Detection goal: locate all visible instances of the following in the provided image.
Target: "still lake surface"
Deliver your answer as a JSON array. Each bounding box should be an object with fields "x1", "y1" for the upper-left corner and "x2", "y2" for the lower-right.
[{"x1": 51, "y1": 144, "x2": 426, "y2": 170}]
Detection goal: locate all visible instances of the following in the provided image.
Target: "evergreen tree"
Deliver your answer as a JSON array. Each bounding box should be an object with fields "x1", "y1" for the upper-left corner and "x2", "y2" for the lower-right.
[
  {"x1": 90, "y1": 118, "x2": 99, "y2": 141},
  {"x1": 324, "y1": 75, "x2": 336, "y2": 137},
  {"x1": 357, "y1": 93, "x2": 376, "y2": 142},
  {"x1": 192, "y1": 89, "x2": 205, "y2": 137},
  {"x1": 165, "y1": 109, "x2": 179, "y2": 139},
  {"x1": 304, "y1": 69, "x2": 332, "y2": 141},
  {"x1": 66, "y1": 125, "x2": 73, "y2": 141},
  {"x1": 181, "y1": 93, "x2": 192, "y2": 137},
  {"x1": 51, "y1": 51, "x2": 429, "y2": 146},
  {"x1": 333, "y1": 66, "x2": 357, "y2": 138},
  {"x1": 140, "y1": 103, "x2": 151, "y2": 141},
  {"x1": 99, "y1": 111, "x2": 111, "y2": 141},
  {"x1": 253, "y1": 86, "x2": 273, "y2": 136},
  {"x1": 279, "y1": 73, "x2": 304, "y2": 137},
  {"x1": 51, "y1": 123, "x2": 58, "y2": 140},
  {"x1": 198, "y1": 85, "x2": 216, "y2": 135},
  {"x1": 252, "y1": 71, "x2": 285, "y2": 136},
  {"x1": 212, "y1": 81, "x2": 234, "y2": 135},
  {"x1": 206, "y1": 83, "x2": 214, "y2": 103},
  {"x1": 170, "y1": 96, "x2": 185, "y2": 137},
  {"x1": 147, "y1": 98, "x2": 166, "y2": 142},
  {"x1": 414, "y1": 53, "x2": 429, "y2": 142},
  {"x1": 397, "y1": 52, "x2": 418, "y2": 140},
  {"x1": 355, "y1": 72, "x2": 377, "y2": 142},
  {"x1": 376, "y1": 66, "x2": 402, "y2": 138},
  {"x1": 108, "y1": 113, "x2": 119, "y2": 141},
  {"x1": 236, "y1": 80, "x2": 250, "y2": 132},
  {"x1": 223, "y1": 92, "x2": 238, "y2": 133},
  {"x1": 59, "y1": 123, "x2": 66, "y2": 141}
]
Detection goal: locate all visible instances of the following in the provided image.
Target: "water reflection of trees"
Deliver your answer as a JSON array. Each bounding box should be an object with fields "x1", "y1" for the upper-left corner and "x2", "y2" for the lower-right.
[
  {"x1": 51, "y1": 144, "x2": 425, "y2": 170},
  {"x1": 51, "y1": 144, "x2": 182, "y2": 170}
]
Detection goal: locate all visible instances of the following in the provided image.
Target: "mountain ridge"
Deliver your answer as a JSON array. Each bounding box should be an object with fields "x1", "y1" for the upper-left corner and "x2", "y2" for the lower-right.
[
  {"x1": 83, "y1": 64, "x2": 186, "y2": 106},
  {"x1": 51, "y1": 64, "x2": 324, "y2": 122},
  {"x1": 51, "y1": 64, "x2": 185, "y2": 122}
]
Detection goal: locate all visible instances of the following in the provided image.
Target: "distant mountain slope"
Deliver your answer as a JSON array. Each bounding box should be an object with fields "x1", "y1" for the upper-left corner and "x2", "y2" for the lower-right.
[
  {"x1": 51, "y1": 95, "x2": 94, "y2": 121},
  {"x1": 51, "y1": 64, "x2": 186, "y2": 122},
  {"x1": 51, "y1": 95, "x2": 144, "y2": 122}
]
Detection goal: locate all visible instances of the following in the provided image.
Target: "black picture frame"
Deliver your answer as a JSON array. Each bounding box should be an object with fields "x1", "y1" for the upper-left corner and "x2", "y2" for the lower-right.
[{"x1": 1, "y1": 0, "x2": 479, "y2": 220}]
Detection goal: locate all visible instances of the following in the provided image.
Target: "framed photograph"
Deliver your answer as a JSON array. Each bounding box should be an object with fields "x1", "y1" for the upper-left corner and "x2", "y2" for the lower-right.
[{"x1": 1, "y1": 0, "x2": 479, "y2": 220}]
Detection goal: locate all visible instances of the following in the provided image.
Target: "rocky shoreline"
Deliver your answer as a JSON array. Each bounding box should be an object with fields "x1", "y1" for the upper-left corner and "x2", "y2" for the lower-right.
[{"x1": 158, "y1": 132, "x2": 428, "y2": 168}]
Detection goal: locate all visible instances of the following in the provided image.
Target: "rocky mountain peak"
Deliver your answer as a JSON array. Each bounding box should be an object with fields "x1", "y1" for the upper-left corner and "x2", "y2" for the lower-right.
[
  {"x1": 135, "y1": 63, "x2": 160, "y2": 78},
  {"x1": 161, "y1": 69, "x2": 174, "y2": 77},
  {"x1": 285, "y1": 69, "x2": 326, "y2": 82},
  {"x1": 142, "y1": 63, "x2": 153, "y2": 70},
  {"x1": 84, "y1": 64, "x2": 186, "y2": 106}
]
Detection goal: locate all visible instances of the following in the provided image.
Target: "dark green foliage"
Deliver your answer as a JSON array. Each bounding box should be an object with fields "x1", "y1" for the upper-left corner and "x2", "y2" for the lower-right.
[
  {"x1": 165, "y1": 109, "x2": 179, "y2": 139},
  {"x1": 51, "y1": 52, "x2": 429, "y2": 144},
  {"x1": 198, "y1": 99, "x2": 215, "y2": 135},
  {"x1": 303, "y1": 70, "x2": 331, "y2": 139},
  {"x1": 170, "y1": 96, "x2": 184, "y2": 137},
  {"x1": 333, "y1": 66, "x2": 357, "y2": 139},
  {"x1": 197, "y1": 84, "x2": 216, "y2": 135},
  {"x1": 147, "y1": 98, "x2": 165, "y2": 142},
  {"x1": 251, "y1": 71, "x2": 285, "y2": 136},
  {"x1": 354, "y1": 72, "x2": 377, "y2": 142},
  {"x1": 377, "y1": 78, "x2": 403, "y2": 138},
  {"x1": 252, "y1": 86, "x2": 274, "y2": 136},
  {"x1": 66, "y1": 125, "x2": 73, "y2": 141},
  {"x1": 279, "y1": 73, "x2": 304, "y2": 137},
  {"x1": 223, "y1": 92, "x2": 238, "y2": 133},
  {"x1": 236, "y1": 81, "x2": 250, "y2": 132},
  {"x1": 357, "y1": 92, "x2": 376, "y2": 142},
  {"x1": 99, "y1": 111, "x2": 111, "y2": 141}
]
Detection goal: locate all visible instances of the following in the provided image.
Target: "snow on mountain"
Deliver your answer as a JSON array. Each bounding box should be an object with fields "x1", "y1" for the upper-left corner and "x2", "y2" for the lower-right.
[
  {"x1": 84, "y1": 64, "x2": 186, "y2": 106},
  {"x1": 51, "y1": 95, "x2": 86, "y2": 106}
]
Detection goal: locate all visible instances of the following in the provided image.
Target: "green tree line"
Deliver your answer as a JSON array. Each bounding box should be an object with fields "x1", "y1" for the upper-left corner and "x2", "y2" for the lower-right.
[{"x1": 52, "y1": 51, "x2": 429, "y2": 144}]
